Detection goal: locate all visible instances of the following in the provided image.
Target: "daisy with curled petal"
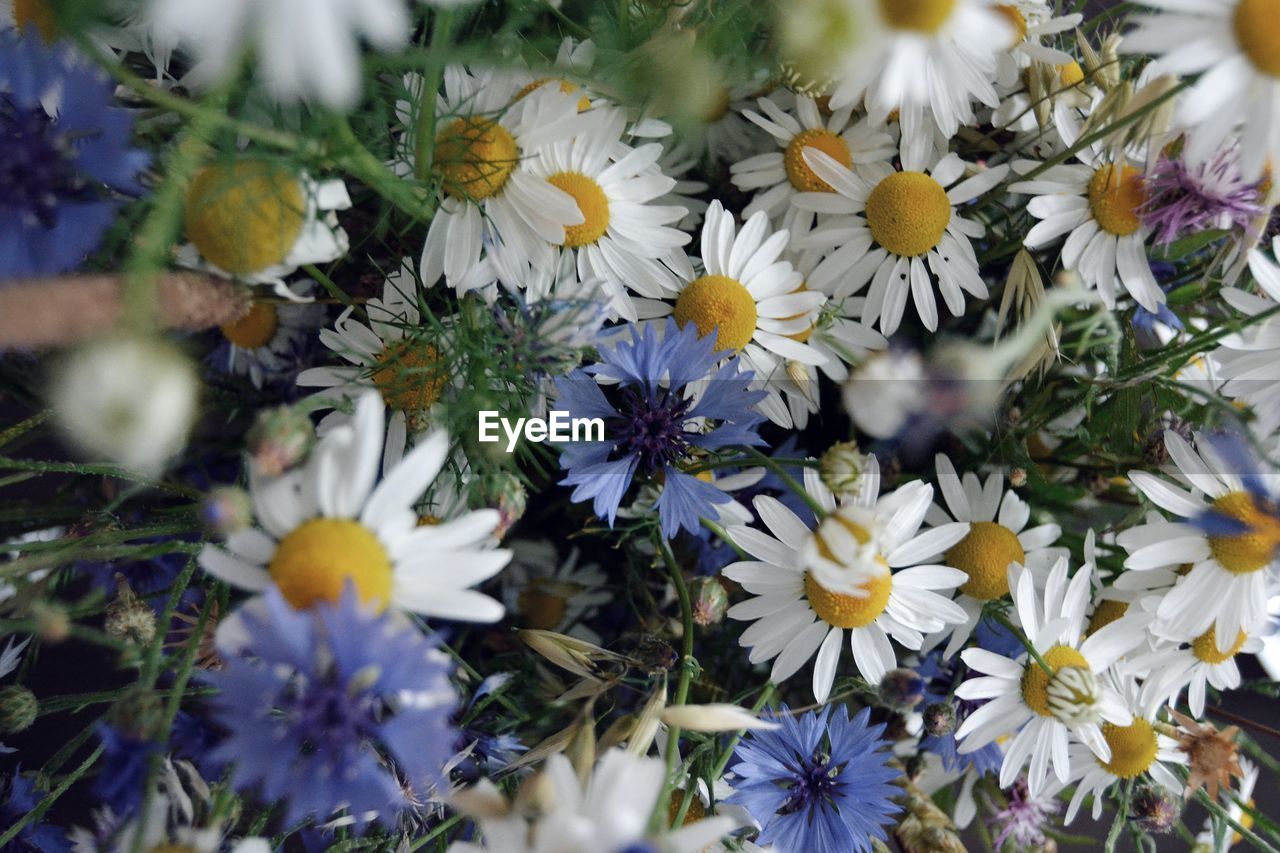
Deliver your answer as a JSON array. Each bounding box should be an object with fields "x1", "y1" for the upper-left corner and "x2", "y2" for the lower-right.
[
  {"x1": 925, "y1": 453, "x2": 1065, "y2": 657},
  {"x1": 954, "y1": 558, "x2": 1142, "y2": 797},
  {"x1": 1122, "y1": 0, "x2": 1280, "y2": 182},
  {"x1": 1061, "y1": 676, "x2": 1186, "y2": 825},
  {"x1": 404, "y1": 67, "x2": 587, "y2": 295},
  {"x1": 794, "y1": 144, "x2": 1009, "y2": 335},
  {"x1": 212, "y1": 281, "x2": 325, "y2": 388},
  {"x1": 1009, "y1": 156, "x2": 1165, "y2": 312},
  {"x1": 1119, "y1": 429, "x2": 1280, "y2": 649},
  {"x1": 198, "y1": 390, "x2": 511, "y2": 622},
  {"x1": 730, "y1": 94, "x2": 894, "y2": 247},
  {"x1": 297, "y1": 261, "x2": 450, "y2": 471},
  {"x1": 723, "y1": 470, "x2": 970, "y2": 702}
]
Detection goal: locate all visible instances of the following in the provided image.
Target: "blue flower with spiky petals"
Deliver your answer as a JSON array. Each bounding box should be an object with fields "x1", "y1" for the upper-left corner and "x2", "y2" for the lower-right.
[
  {"x1": 207, "y1": 585, "x2": 458, "y2": 828},
  {"x1": 0, "y1": 30, "x2": 149, "y2": 280},
  {"x1": 1, "y1": 771, "x2": 70, "y2": 852},
  {"x1": 553, "y1": 318, "x2": 766, "y2": 539},
  {"x1": 727, "y1": 705, "x2": 900, "y2": 851}
]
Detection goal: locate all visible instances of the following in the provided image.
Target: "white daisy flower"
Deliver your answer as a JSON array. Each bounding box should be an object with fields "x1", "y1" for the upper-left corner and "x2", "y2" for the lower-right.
[
  {"x1": 525, "y1": 106, "x2": 693, "y2": 322},
  {"x1": 1061, "y1": 677, "x2": 1186, "y2": 825},
  {"x1": 827, "y1": 0, "x2": 1014, "y2": 138},
  {"x1": 730, "y1": 94, "x2": 894, "y2": 247},
  {"x1": 503, "y1": 540, "x2": 610, "y2": 643},
  {"x1": 296, "y1": 260, "x2": 447, "y2": 471},
  {"x1": 214, "y1": 282, "x2": 324, "y2": 388},
  {"x1": 723, "y1": 470, "x2": 970, "y2": 702},
  {"x1": 409, "y1": 67, "x2": 588, "y2": 297},
  {"x1": 177, "y1": 163, "x2": 350, "y2": 302},
  {"x1": 1128, "y1": 620, "x2": 1264, "y2": 717},
  {"x1": 650, "y1": 201, "x2": 829, "y2": 424},
  {"x1": 1085, "y1": 521, "x2": 1181, "y2": 641},
  {"x1": 993, "y1": 1, "x2": 1083, "y2": 84},
  {"x1": 198, "y1": 390, "x2": 511, "y2": 622},
  {"x1": 925, "y1": 453, "x2": 1065, "y2": 657},
  {"x1": 795, "y1": 143, "x2": 1009, "y2": 334},
  {"x1": 955, "y1": 558, "x2": 1141, "y2": 797},
  {"x1": 1122, "y1": 0, "x2": 1280, "y2": 181},
  {"x1": 1120, "y1": 429, "x2": 1280, "y2": 648},
  {"x1": 1010, "y1": 156, "x2": 1165, "y2": 312},
  {"x1": 1214, "y1": 240, "x2": 1280, "y2": 436}
]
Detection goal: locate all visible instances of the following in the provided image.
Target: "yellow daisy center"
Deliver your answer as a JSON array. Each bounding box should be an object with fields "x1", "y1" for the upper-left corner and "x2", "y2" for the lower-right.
[
  {"x1": 220, "y1": 302, "x2": 279, "y2": 349},
  {"x1": 13, "y1": 0, "x2": 56, "y2": 40},
  {"x1": 865, "y1": 171, "x2": 952, "y2": 257},
  {"x1": 674, "y1": 274, "x2": 758, "y2": 352},
  {"x1": 804, "y1": 569, "x2": 893, "y2": 629},
  {"x1": 995, "y1": 4, "x2": 1029, "y2": 43},
  {"x1": 1192, "y1": 625, "x2": 1248, "y2": 664},
  {"x1": 1021, "y1": 644, "x2": 1090, "y2": 716},
  {"x1": 945, "y1": 521, "x2": 1025, "y2": 601},
  {"x1": 1207, "y1": 490, "x2": 1280, "y2": 574},
  {"x1": 878, "y1": 0, "x2": 957, "y2": 33},
  {"x1": 268, "y1": 518, "x2": 393, "y2": 611},
  {"x1": 1098, "y1": 718, "x2": 1159, "y2": 779},
  {"x1": 184, "y1": 161, "x2": 305, "y2": 275},
  {"x1": 433, "y1": 117, "x2": 519, "y2": 201},
  {"x1": 514, "y1": 78, "x2": 592, "y2": 111},
  {"x1": 1086, "y1": 599, "x2": 1129, "y2": 635},
  {"x1": 1058, "y1": 61, "x2": 1085, "y2": 87},
  {"x1": 667, "y1": 789, "x2": 707, "y2": 825},
  {"x1": 548, "y1": 171, "x2": 610, "y2": 248},
  {"x1": 1234, "y1": 0, "x2": 1280, "y2": 77},
  {"x1": 1087, "y1": 165, "x2": 1146, "y2": 237},
  {"x1": 784, "y1": 128, "x2": 853, "y2": 193},
  {"x1": 372, "y1": 340, "x2": 447, "y2": 414}
]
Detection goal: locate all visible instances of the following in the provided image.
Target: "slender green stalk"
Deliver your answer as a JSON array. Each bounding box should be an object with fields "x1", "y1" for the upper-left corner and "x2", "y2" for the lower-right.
[
  {"x1": 0, "y1": 744, "x2": 105, "y2": 848},
  {"x1": 990, "y1": 611, "x2": 1053, "y2": 675},
  {"x1": 740, "y1": 446, "x2": 826, "y2": 517},
  {"x1": 652, "y1": 535, "x2": 697, "y2": 832}
]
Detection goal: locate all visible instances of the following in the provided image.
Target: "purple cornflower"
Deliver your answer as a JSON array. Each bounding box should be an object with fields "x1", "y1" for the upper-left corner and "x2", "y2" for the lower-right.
[
  {"x1": 727, "y1": 705, "x2": 900, "y2": 852},
  {"x1": 992, "y1": 777, "x2": 1060, "y2": 849},
  {"x1": 553, "y1": 318, "x2": 766, "y2": 539},
  {"x1": 1141, "y1": 147, "x2": 1265, "y2": 246},
  {"x1": 207, "y1": 586, "x2": 458, "y2": 828}
]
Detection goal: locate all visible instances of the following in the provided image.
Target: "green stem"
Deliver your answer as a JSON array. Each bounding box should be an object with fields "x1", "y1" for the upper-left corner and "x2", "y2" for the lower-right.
[
  {"x1": 1103, "y1": 779, "x2": 1134, "y2": 853},
  {"x1": 740, "y1": 446, "x2": 825, "y2": 518},
  {"x1": 708, "y1": 683, "x2": 775, "y2": 782},
  {"x1": 331, "y1": 119, "x2": 435, "y2": 224},
  {"x1": 413, "y1": 10, "x2": 457, "y2": 182},
  {"x1": 0, "y1": 744, "x2": 105, "y2": 848},
  {"x1": 652, "y1": 535, "x2": 697, "y2": 832},
  {"x1": 991, "y1": 611, "x2": 1053, "y2": 675}
]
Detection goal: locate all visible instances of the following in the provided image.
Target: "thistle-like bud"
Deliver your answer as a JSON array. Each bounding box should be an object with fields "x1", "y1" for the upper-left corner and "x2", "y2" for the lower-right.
[
  {"x1": 819, "y1": 440, "x2": 870, "y2": 497},
  {"x1": 104, "y1": 574, "x2": 157, "y2": 646},
  {"x1": 879, "y1": 668, "x2": 926, "y2": 710},
  {"x1": 632, "y1": 635, "x2": 678, "y2": 673},
  {"x1": 0, "y1": 685, "x2": 38, "y2": 735},
  {"x1": 689, "y1": 577, "x2": 729, "y2": 626},
  {"x1": 1009, "y1": 467, "x2": 1028, "y2": 488},
  {"x1": 1130, "y1": 782, "x2": 1181, "y2": 834},
  {"x1": 29, "y1": 599, "x2": 70, "y2": 644},
  {"x1": 1046, "y1": 665, "x2": 1102, "y2": 727},
  {"x1": 200, "y1": 486, "x2": 253, "y2": 537},
  {"x1": 922, "y1": 701, "x2": 957, "y2": 737},
  {"x1": 247, "y1": 405, "x2": 314, "y2": 476}
]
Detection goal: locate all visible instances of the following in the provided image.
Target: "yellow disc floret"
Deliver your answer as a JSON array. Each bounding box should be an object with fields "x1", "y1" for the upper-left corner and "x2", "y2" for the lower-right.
[
  {"x1": 433, "y1": 117, "x2": 519, "y2": 201},
  {"x1": 995, "y1": 4, "x2": 1029, "y2": 44},
  {"x1": 878, "y1": 0, "x2": 957, "y2": 33},
  {"x1": 674, "y1": 275, "x2": 758, "y2": 352},
  {"x1": 1098, "y1": 718, "x2": 1159, "y2": 779},
  {"x1": 13, "y1": 0, "x2": 57, "y2": 40},
  {"x1": 184, "y1": 161, "x2": 306, "y2": 275},
  {"x1": 372, "y1": 341, "x2": 446, "y2": 414},
  {"x1": 1086, "y1": 599, "x2": 1129, "y2": 635},
  {"x1": 1058, "y1": 61, "x2": 1085, "y2": 87},
  {"x1": 945, "y1": 521, "x2": 1025, "y2": 601},
  {"x1": 667, "y1": 790, "x2": 707, "y2": 826},
  {"x1": 1087, "y1": 164, "x2": 1146, "y2": 237},
  {"x1": 269, "y1": 518, "x2": 393, "y2": 610},
  {"x1": 548, "y1": 171, "x2": 610, "y2": 248},
  {"x1": 1192, "y1": 625, "x2": 1248, "y2": 664},
  {"x1": 784, "y1": 128, "x2": 853, "y2": 192},
  {"x1": 865, "y1": 171, "x2": 952, "y2": 257},
  {"x1": 1021, "y1": 644, "x2": 1090, "y2": 716},
  {"x1": 220, "y1": 302, "x2": 279, "y2": 349},
  {"x1": 805, "y1": 570, "x2": 893, "y2": 629},
  {"x1": 1207, "y1": 490, "x2": 1280, "y2": 574},
  {"x1": 1235, "y1": 0, "x2": 1280, "y2": 78}
]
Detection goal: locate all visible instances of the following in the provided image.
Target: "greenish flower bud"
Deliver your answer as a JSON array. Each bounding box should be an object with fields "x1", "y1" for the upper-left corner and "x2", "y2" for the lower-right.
[
  {"x1": 247, "y1": 404, "x2": 315, "y2": 476},
  {"x1": 690, "y1": 577, "x2": 729, "y2": 626},
  {"x1": 820, "y1": 440, "x2": 870, "y2": 496},
  {"x1": 0, "y1": 685, "x2": 38, "y2": 735}
]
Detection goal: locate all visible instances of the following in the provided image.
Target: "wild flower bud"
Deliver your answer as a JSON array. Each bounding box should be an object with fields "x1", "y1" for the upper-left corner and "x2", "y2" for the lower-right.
[
  {"x1": 247, "y1": 405, "x2": 314, "y2": 476},
  {"x1": 690, "y1": 577, "x2": 728, "y2": 626},
  {"x1": 923, "y1": 701, "x2": 957, "y2": 737},
  {"x1": 104, "y1": 574, "x2": 156, "y2": 646},
  {"x1": 1130, "y1": 782, "x2": 1181, "y2": 834},
  {"x1": 879, "y1": 668, "x2": 926, "y2": 710},
  {"x1": 819, "y1": 440, "x2": 870, "y2": 496},
  {"x1": 200, "y1": 486, "x2": 253, "y2": 537},
  {"x1": 632, "y1": 635, "x2": 678, "y2": 673},
  {"x1": 1009, "y1": 467, "x2": 1028, "y2": 488},
  {"x1": 29, "y1": 599, "x2": 70, "y2": 643},
  {"x1": 485, "y1": 471, "x2": 527, "y2": 540},
  {"x1": 0, "y1": 685, "x2": 38, "y2": 735}
]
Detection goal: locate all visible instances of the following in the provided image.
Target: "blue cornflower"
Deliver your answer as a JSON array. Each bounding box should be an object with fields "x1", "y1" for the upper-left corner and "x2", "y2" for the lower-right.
[
  {"x1": 0, "y1": 31, "x2": 148, "y2": 280},
  {"x1": 727, "y1": 705, "x2": 900, "y2": 852},
  {"x1": 553, "y1": 318, "x2": 766, "y2": 539},
  {"x1": 91, "y1": 724, "x2": 161, "y2": 819},
  {"x1": 1, "y1": 771, "x2": 70, "y2": 852},
  {"x1": 207, "y1": 586, "x2": 459, "y2": 828}
]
